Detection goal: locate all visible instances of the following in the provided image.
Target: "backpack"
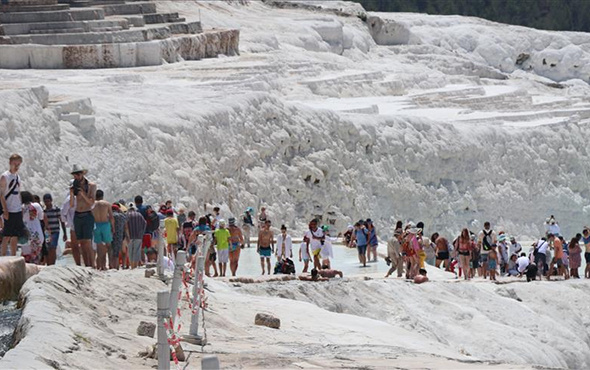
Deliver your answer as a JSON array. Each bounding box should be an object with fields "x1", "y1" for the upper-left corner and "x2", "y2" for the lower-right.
[
  {"x1": 0, "y1": 175, "x2": 19, "y2": 215},
  {"x1": 482, "y1": 230, "x2": 493, "y2": 251}
]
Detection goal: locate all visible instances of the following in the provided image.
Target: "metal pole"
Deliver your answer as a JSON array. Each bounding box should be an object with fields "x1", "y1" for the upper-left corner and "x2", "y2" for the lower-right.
[
  {"x1": 157, "y1": 231, "x2": 165, "y2": 280},
  {"x1": 169, "y1": 250, "x2": 187, "y2": 327},
  {"x1": 182, "y1": 233, "x2": 207, "y2": 345},
  {"x1": 157, "y1": 290, "x2": 170, "y2": 370}
]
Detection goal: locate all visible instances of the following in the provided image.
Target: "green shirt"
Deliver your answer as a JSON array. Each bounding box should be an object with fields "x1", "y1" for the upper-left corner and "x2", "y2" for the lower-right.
[{"x1": 214, "y1": 228, "x2": 231, "y2": 250}]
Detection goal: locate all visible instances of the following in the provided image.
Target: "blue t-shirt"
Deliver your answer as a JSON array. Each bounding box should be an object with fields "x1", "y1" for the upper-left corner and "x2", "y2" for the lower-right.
[
  {"x1": 136, "y1": 204, "x2": 148, "y2": 219},
  {"x1": 355, "y1": 228, "x2": 368, "y2": 246},
  {"x1": 194, "y1": 225, "x2": 211, "y2": 232}
]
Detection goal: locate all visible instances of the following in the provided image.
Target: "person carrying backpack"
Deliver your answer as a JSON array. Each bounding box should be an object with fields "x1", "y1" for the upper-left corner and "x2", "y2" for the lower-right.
[{"x1": 477, "y1": 221, "x2": 496, "y2": 279}]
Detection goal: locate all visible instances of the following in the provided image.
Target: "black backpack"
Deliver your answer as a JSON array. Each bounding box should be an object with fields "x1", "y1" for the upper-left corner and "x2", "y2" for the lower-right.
[{"x1": 482, "y1": 230, "x2": 493, "y2": 251}]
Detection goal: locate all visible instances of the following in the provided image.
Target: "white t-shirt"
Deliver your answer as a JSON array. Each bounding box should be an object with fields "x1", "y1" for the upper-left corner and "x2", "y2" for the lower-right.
[
  {"x1": 61, "y1": 194, "x2": 77, "y2": 228},
  {"x1": 537, "y1": 240, "x2": 549, "y2": 255},
  {"x1": 509, "y1": 242, "x2": 522, "y2": 256},
  {"x1": 517, "y1": 256, "x2": 530, "y2": 273},
  {"x1": 276, "y1": 234, "x2": 293, "y2": 258},
  {"x1": 548, "y1": 224, "x2": 560, "y2": 236},
  {"x1": 22, "y1": 203, "x2": 44, "y2": 245},
  {"x1": 304, "y1": 228, "x2": 324, "y2": 252},
  {"x1": 2, "y1": 171, "x2": 21, "y2": 213}
]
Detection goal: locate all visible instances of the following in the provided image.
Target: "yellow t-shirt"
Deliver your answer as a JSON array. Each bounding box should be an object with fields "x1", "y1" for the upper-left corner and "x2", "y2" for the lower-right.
[
  {"x1": 214, "y1": 228, "x2": 231, "y2": 250},
  {"x1": 164, "y1": 217, "x2": 179, "y2": 244}
]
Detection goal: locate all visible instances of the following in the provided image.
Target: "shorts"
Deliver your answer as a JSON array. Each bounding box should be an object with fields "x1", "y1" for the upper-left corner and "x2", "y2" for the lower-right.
[
  {"x1": 458, "y1": 250, "x2": 470, "y2": 256},
  {"x1": 208, "y1": 249, "x2": 217, "y2": 262},
  {"x1": 554, "y1": 258, "x2": 563, "y2": 268},
  {"x1": 48, "y1": 232, "x2": 60, "y2": 249},
  {"x1": 585, "y1": 252, "x2": 590, "y2": 264},
  {"x1": 480, "y1": 253, "x2": 489, "y2": 263},
  {"x1": 230, "y1": 242, "x2": 240, "y2": 252},
  {"x1": 94, "y1": 222, "x2": 113, "y2": 244},
  {"x1": 312, "y1": 248, "x2": 321, "y2": 257},
  {"x1": 488, "y1": 260, "x2": 497, "y2": 270},
  {"x1": 74, "y1": 211, "x2": 95, "y2": 241},
  {"x1": 357, "y1": 244, "x2": 367, "y2": 255},
  {"x1": 217, "y1": 248, "x2": 229, "y2": 263},
  {"x1": 259, "y1": 246, "x2": 272, "y2": 258},
  {"x1": 3, "y1": 211, "x2": 25, "y2": 237},
  {"x1": 129, "y1": 239, "x2": 142, "y2": 263},
  {"x1": 437, "y1": 251, "x2": 449, "y2": 260},
  {"x1": 471, "y1": 257, "x2": 480, "y2": 269}
]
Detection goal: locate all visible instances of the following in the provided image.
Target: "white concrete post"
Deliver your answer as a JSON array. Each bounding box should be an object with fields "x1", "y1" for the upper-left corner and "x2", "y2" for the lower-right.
[
  {"x1": 157, "y1": 290, "x2": 170, "y2": 370},
  {"x1": 182, "y1": 233, "x2": 208, "y2": 345},
  {"x1": 169, "y1": 250, "x2": 187, "y2": 327},
  {"x1": 157, "y1": 231, "x2": 165, "y2": 280}
]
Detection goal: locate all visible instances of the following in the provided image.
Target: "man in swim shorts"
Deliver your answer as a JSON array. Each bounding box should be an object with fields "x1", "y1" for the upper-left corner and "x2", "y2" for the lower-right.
[
  {"x1": 257, "y1": 220, "x2": 274, "y2": 275},
  {"x1": 70, "y1": 164, "x2": 97, "y2": 268},
  {"x1": 92, "y1": 189, "x2": 114, "y2": 270}
]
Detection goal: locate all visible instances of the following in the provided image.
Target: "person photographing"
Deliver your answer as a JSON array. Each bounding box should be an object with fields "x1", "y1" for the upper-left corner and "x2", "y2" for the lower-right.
[{"x1": 69, "y1": 164, "x2": 97, "y2": 267}]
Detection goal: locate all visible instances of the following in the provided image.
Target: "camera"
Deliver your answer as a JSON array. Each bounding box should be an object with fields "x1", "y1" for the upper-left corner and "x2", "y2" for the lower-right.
[{"x1": 71, "y1": 178, "x2": 81, "y2": 196}]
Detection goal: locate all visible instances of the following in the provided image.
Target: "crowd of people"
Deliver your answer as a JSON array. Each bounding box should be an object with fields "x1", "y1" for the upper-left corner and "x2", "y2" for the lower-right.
[{"x1": 1, "y1": 154, "x2": 588, "y2": 284}]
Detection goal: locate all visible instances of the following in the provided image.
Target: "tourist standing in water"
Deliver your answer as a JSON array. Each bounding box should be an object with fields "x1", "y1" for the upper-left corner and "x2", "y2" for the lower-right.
[
  {"x1": 70, "y1": 164, "x2": 97, "y2": 267},
  {"x1": 0, "y1": 154, "x2": 23, "y2": 257},
  {"x1": 214, "y1": 219, "x2": 230, "y2": 277},
  {"x1": 385, "y1": 228, "x2": 403, "y2": 278},
  {"x1": 242, "y1": 207, "x2": 254, "y2": 248},
  {"x1": 353, "y1": 221, "x2": 368, "y2": 267},
  {"x1": 92, "y1": 190, "x2": 114, "y2": 270},
  {"x1": 228, "y1": 217, "x2": 243, "y2": 276},
  {"x1": 110, "y1": 204, "x2": 127, "y2": 270},
  {"x1": 42, "y1": 193, "x2": 66, "y2": 266},
  {"x1": 126, "y1": 204, "x2": 146, "y2": 269},
  {"x1": 305, "y1": 219, "x2": 324, "y2": 270},
  {"x1": 366, "y1": 219, "x2": 378, "y2": 263},
  {"x1": 257, "y1": 220, "x2": 274, "y2": 275},
  {"x1": 276, "y1": 224, "x2": 292, "y2": 261}
]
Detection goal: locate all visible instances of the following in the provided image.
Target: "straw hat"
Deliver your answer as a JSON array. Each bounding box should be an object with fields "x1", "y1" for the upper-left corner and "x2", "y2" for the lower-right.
[{"x1": 70, "y1": 164, "x2": 87, "y2": 175}]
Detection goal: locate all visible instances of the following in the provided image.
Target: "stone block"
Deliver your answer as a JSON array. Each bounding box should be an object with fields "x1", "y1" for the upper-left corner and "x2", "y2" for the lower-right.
[
  {"x1": 136, "y1": 321, "x2": 155, "y2": 338},
  {"x1": 59, "y1": 112, "x2": 80, "y2": 124},
  {"x1": 0, "y1": 8, "x2": 104, "y2": 24},
  {"x1": 101, "y1": 2, "x2": 156, "y2": 16},
  {"x1": 144, "y1": 268, "x2": 155, "y2": 278},
  {"x1": 254, "y1": 313, "x2": 280, "y2": 329},
  {"x1": 202, "y1": 356, "x2": 221, "y2": 370},
  {"x1": 52, "y1": 97, "x2": 94, "y2": 114}
]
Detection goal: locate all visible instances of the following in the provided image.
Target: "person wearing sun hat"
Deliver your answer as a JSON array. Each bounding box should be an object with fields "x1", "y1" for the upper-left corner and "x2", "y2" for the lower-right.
[
  {"x1": 497, "y1": 233, "x2": 509, "y2": 275},
  {"x1": 69, "y1": 164, "x2": 97, "y2": 268},
  {"x1": 385, "y1": 228, "x2": 404, "y2": 278}
]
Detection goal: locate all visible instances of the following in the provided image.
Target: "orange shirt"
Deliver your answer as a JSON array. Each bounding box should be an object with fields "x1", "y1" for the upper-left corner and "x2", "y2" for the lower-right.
[{"x1": 553, "y1": 238, "x2": 563, "y2": 259}]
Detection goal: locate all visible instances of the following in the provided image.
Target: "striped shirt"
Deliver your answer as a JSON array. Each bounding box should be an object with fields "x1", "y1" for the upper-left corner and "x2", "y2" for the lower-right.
[
  {"x1": 126, "y1": 210, "x2": 146, "y2": 240},
  {"x1": 45, "y1": 206, "x2": 62, "y2": 234}
]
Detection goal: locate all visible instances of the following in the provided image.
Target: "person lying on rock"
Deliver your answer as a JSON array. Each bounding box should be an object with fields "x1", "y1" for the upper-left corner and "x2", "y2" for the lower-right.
[
  {"x1": 413, "y1": 268, "x2": 429, "y2": 284},
  {"x1": 298, "y1": 268, "x2": 328, "y2": 281},
  {"x1": 319, "y1": 265, "x2": 343, "y2": 278}
]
